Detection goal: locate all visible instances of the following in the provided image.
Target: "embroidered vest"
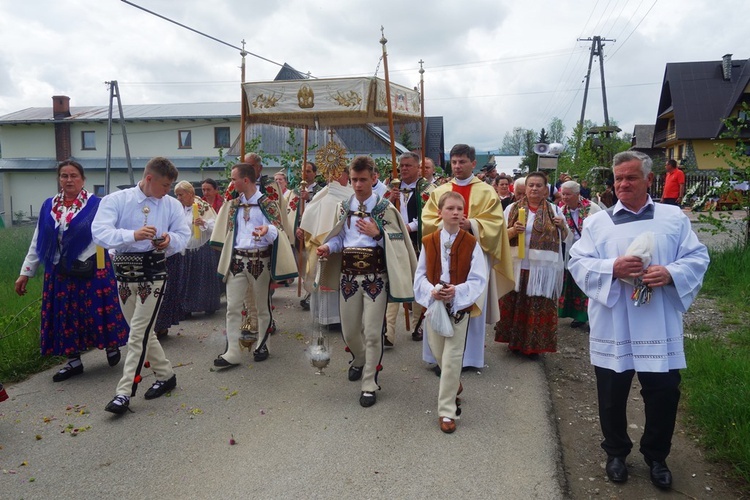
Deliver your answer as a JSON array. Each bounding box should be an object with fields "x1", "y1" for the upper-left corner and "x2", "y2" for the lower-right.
[{"x1": 422, "y1": 229, "x2": 476, "y2": 286}]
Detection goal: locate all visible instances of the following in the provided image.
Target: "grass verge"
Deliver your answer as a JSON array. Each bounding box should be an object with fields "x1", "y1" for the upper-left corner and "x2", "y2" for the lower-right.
[
  {"x1": 0, "y1": 226, "x2": 61, "y2": 382},
  {"x1": 682, "y1": 243, "x2": 750, "y2": 485}
]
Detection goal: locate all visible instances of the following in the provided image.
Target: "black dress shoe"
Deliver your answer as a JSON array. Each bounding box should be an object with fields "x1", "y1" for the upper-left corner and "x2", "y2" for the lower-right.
[
  {"x1": 107, "y1": 349, "x2": 121, "y2": 367},
  {"x1": 327, "y1": 323, "x2": 341, "y2": 332},
  {"x1": 432, "y1": 365, "x2": 442, "y2": 377},
  {"x1": 105, "y1": 395, "x2": 131, "y2": 415},
  {"x1": 348, "y1": 365, "x2": 363, "y2": 381},
  {"x1": 646, "y1": 458, "x2": 672, "y2": 489},
  {"x1": 570, "y1": 320, "x2": 585, "y2": 328},
  {"x1": 253, "y1": 345, "x2": 269, "y2": 362},
  {"x1": 359, "y1": 391, "x2": 376, "y2": 407},
  {"x1": 144, "y1": 374, "x2": 177, "y2": 400},
  {"x1": 383, "y1": 337, "x2": 394, "y2": 348},
  {"x1": 213, "y1": 356, "x2": 239, "y2": 368},
  {"x1": 411, "y1": 325, "x2": 423, "y2": 341},
  {"x1": 52, "y1": 363, "x2": 84, "y2": 382},
  {"x1": 605, "y1": 456, "x2": 628, "y2": 483}
]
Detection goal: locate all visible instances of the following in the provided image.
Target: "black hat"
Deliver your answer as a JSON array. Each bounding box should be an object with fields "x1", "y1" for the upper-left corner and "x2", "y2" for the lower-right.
[{"x1": 481, "y1": 163, "x2": 496, "y2": 173}]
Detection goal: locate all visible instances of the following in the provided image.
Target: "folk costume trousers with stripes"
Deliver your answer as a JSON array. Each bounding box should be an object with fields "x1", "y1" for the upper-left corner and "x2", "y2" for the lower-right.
[{"x1": 116, "y1": 278, "x2": 174, "y2": 397}]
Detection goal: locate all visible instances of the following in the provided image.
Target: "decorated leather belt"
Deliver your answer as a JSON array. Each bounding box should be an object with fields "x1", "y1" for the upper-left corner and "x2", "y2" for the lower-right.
[
  {"x1": 113, "y1": 251, "x2": 167, "y2": 282},
  {"x1": 341, "y1": 246, "x2": 385, "y2": 275},
  {"x1": 234, "y1": 247, "x2": 271, "y2": 259}
]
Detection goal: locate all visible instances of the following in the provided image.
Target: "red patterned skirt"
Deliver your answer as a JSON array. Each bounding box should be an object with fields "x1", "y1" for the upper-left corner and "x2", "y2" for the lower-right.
[
  {"x1": 558, "y1": 269, "x2": 589, "y2": 322},
  {"x1": 494, "y1": 269, "x2": 558, "y2": 354}
]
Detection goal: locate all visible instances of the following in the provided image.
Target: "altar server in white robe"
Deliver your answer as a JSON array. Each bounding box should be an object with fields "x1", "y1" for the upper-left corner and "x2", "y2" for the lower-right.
[{"x1": 568, "y1": 151, "x2": 709, "y2": 491}]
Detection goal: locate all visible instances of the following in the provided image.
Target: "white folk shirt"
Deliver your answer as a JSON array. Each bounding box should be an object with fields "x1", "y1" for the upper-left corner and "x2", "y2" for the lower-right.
[
  {"x1": 397, "y1": 179, "x2": 419, "y2": 232},
  {"x1": 413, "y1": 228, "x2": 487, "y2": 314},
  {"x1": 92, "y1": 185, "x2": 190, "y2": 257},
  {"x1": 234, "y1": 191, "x2": 278, "y2": 250},
  {"x1": 568, "y1": 197, "x2": 709, "y2": 373},
  {"x1": 325, "y1": 193, "x2": 384, "y2": 253}
]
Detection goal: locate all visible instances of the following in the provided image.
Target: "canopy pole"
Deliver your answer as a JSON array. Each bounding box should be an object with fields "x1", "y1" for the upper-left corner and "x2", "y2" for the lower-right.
[
  {"x1": 297, "y1": 125, "x2": 309, "y2": 297},
  {"x1": 240, "y1": 40, "x2": 248, "y2": 157},
  {"x1": 419, "y1": 59, "x2": 426, "y2": 178},
  {"x1": 380, "y1": 27, "x2": 398, "y2": 181}
]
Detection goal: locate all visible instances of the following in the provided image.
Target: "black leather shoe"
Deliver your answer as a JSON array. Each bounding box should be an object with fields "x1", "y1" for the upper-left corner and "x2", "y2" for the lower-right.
[
  {"x1": 253, "y1": 345, "x2": 269, "y2": 362},
  {"x1": 106, "y1": 349, "x2": 121, "y2": 367},
  {"x1": 214, "y1": 356, "x2": 239, "y2": 368},
  {"x1": 52, "y1": 363, "x2": 84, "y2": 382},
  {"x1": 411, "y1": 325, "x2": 423, "y2": 341},
  {"x1": 570, "y1": 320, "x2": 585, "y2": 328},
  {"x1": 144, "y1": 375, "x2": 177, "y2": 400},
  {"x1": 300, "y1": 295, "x2": 310, "y2": 310},
  {"x1": 432, "y1": 365, "x2": 442, "y2": 377},
  {"x1": 383, "y1": 337, "x2": 394, "y2": 348},
  {"x1": 105, "y1": 395, "x2": 130, "y2": 415},
  {"x1": 359, "y1": 391, "x2": 376, "y2": 407},
  {"x1": 348, "y1": 365, "x2": 363, "y2": 381},
  {"x1": 605, "y1": 456, "x2": 628, "y2": 483},
  {"x1": 646, "y1": 458, "x2": 672, "y2": 489}
]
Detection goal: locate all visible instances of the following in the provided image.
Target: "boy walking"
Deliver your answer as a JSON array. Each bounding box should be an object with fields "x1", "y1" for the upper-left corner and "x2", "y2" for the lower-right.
[
  {"x1": 317, "y1": 156, "x2": 417, "y2": 407},
  {"x1": 414, "y1": 191, "x2": 488, "y2": 433},
  {"x1": 93, "y1": 157, "x2": 191, "y2": 414},
  {"x1": 210, "y1": 163, "x2": 296, "y2": 367}
]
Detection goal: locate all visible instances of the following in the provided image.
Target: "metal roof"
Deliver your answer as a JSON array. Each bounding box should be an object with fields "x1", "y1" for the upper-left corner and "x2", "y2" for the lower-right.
[
  {"x1": 0, "y1": 102, "x2": 241, "y2": 124},
  {"x1": 655, "y1": 57, "x2": 750, "y2": 140}
]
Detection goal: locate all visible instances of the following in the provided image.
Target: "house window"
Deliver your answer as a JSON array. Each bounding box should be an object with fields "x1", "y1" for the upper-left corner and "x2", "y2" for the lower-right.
[
  {"x1": 82, "y1": 131, "x2": 96, "y2": 150},
  {"x1": 214, "y1": 127, "x2": 230, "y2": 148},
  {"x1": 94, "y1": 185, "x2": 106, "y2": 197},
  {"x1": 178, "y1": 130, "x2": 192, "y2": 149},
  {"x1": 668, "y1": 148, "x2": 674, "y2": 160},
  {"x1": 677, "y1": 144, "x2": 684, "y2": 160}
]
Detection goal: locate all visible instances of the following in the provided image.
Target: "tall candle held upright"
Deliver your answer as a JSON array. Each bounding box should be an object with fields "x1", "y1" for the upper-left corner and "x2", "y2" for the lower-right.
[
  {"x1": 517, "y1": 207, "x2": 526, "y2": 259},
  {"x1": 192, "y1": 203, "x2": 200, "y2": 239},
  {"x1": 96, "y1": 245, "x2": 105, "y2": 270}
]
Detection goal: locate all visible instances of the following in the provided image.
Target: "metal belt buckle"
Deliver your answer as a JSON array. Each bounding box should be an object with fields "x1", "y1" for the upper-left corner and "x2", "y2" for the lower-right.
[{"x1": 353, "y1": 260, "x2": 369, "y2": 270}]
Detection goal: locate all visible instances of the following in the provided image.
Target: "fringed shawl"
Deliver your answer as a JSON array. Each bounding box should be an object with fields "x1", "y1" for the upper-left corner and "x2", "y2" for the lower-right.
[{"x1": 506, "y1": 199, "x2": 564, "y2": 299}]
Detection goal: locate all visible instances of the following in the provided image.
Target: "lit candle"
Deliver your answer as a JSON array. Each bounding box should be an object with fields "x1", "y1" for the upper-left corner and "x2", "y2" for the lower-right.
[
  {"x1": 96, "y1": 245, "x2": 105, "y2": 270},
  {"x1": 192, "y1": 203, "x2": 200, "y2": 239},
  {"x1": 517, "y1": 207, "x2": 526, "y2": 259}
]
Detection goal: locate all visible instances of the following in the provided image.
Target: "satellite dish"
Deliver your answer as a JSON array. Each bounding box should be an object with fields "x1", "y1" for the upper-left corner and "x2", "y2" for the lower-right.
[
  {"x1": 547, "y1": 143, "x2": 565, "y2": 155},
  {"x1": 533, "y1": 143, "x2": 549, "y2": 155}
]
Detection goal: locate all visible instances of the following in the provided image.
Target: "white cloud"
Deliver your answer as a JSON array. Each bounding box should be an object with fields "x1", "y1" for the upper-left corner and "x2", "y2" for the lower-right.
[{"x1": 0, "y1": 0, "x2": 747, "y2": 153}]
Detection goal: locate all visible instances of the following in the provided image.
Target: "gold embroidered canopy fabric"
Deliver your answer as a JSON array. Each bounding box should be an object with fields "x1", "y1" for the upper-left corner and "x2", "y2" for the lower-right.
[{"x1": 242, "y1": 77, "x2": 421, "y2": 127}]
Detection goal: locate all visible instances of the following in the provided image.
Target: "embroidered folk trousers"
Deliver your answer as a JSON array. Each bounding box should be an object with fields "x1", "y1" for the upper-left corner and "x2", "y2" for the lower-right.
[
  {"x1": 339, "y1": 272, "x2": 389, "y2": 393},
  {"x1": 116, "y1": 278, "x2": 174, "y2": 396},
  {"x1": 224, "y1": 255, "x2": 272, "y2": 364}
]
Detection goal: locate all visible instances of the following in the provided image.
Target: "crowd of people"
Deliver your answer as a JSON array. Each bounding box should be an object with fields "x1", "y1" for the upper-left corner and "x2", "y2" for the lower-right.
[{"x1": 8, "y1": 146, "x2": 709, "y2": 492}]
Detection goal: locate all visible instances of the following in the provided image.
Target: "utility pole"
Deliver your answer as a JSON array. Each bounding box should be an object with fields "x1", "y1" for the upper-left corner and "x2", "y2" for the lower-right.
[
  {"x1": 105, "y1": 80, "x2": 134, "y2": 194},
  {"x1": 577, "y1": 36, "x2": 616, "y2": 130}
]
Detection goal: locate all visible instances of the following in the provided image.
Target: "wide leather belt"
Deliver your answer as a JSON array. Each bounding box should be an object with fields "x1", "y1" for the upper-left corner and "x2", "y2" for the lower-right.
[
  {"x1": 234, "y1": 247, "x2": 271, "y2": 259},
  {"x1": 341, "y1": 246, "x2": 385, "y2": 275},
  {"x1": 113, "y1": 251, "x2": 167, "y2": 282}
]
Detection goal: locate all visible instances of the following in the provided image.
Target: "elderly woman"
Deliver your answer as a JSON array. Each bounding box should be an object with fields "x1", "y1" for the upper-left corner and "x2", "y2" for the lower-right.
[
  {"x1": 14, "y1": 160, "x2": 128, "y2": 381},
  {"x1": 175, "y1": 181, "x2": 221, "y2": 316},
  {"x1": 558, "y1": 180, "x2": 601, "y2": 329},
  {"x1": 495, "y1": 171, "x2": 567, "y2": 358}
]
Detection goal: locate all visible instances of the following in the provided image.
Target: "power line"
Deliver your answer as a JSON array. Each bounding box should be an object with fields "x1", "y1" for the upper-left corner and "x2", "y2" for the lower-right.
[{"x1": 608, "y1": 0, "x2": 659, "y2": 60}]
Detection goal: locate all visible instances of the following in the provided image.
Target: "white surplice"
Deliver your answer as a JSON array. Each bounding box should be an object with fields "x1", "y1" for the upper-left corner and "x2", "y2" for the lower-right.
[{"x1": 568, "y1": 199, "x2": 709, "y2": 373}]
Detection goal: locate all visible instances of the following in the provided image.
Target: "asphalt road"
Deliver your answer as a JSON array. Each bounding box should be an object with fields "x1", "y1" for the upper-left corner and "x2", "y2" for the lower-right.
[{"x1": 0, "y1": 284, "x2": 564, "y2": 499}]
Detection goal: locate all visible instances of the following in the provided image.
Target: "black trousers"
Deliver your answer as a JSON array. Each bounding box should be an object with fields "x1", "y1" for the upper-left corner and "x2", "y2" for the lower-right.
[
  {"x1": 662, "y1": 198, "x2": 679, "y2": 206},
  {"x1": 595, "y1": 366, "x2": 681, "y2": 462}
]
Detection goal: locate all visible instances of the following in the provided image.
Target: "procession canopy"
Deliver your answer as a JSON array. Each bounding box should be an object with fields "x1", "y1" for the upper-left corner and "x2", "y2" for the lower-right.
[{"x1": 243, "y1": 76, "x2": 422, "y2": 128}]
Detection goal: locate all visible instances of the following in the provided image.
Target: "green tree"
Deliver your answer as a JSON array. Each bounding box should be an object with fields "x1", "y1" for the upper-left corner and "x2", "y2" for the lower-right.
[
  {"x1": 499, "y1": 127, "x2": 526, "y2": 155},
  {"x1": 548, "y1": 117, "x2": 566, "y2": 143},
  {"x1": 700, "y1": 102, "x2": 750, "y2": 246}
]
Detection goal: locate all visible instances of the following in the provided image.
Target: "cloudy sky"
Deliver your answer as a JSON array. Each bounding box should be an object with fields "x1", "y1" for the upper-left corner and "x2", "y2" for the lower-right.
[{"x1": 0, "y1": 0, "x2": 746, "y2": 153}]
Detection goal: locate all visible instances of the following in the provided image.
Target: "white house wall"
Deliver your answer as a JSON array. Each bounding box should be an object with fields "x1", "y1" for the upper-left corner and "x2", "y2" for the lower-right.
[
  {"x1": 1, "y1": 124, "x2": 56, "y2": 158},
  {"x1": 70, "y1": 120, "x2": 238, "y2": 159}
]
